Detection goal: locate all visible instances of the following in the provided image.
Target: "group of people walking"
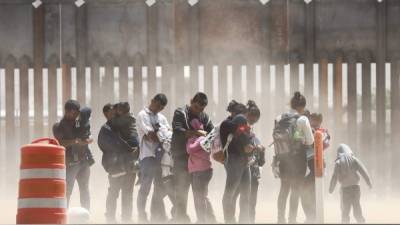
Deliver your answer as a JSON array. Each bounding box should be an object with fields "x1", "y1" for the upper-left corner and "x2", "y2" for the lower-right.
[{"x1": 52, "y1": 91, "x2": 373, "y2": 224}]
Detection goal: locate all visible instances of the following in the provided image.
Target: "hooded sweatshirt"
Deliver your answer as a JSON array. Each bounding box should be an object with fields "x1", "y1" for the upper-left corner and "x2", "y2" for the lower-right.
[
  {"x1": 186, "y1": 118, "x2": 211, "y2": 173},
  {"x1": 329, "y1": 144, "x2": 372, "y2": 193}
]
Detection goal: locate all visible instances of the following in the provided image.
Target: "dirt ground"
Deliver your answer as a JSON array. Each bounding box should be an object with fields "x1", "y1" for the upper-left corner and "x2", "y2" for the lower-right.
[{"x1": 3, "y1": 158, "x2": 400, "y2": 224}]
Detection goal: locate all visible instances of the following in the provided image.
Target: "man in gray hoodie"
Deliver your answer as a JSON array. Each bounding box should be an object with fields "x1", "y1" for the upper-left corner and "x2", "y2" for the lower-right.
[{"x1": 329, "y1": 144, "x2": 372, "y2": 223}]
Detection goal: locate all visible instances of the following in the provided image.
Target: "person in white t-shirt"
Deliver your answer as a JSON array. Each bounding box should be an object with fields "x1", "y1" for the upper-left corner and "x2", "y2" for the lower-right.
[{"x1": 274, "y1": 91, "x2": 314, "y2": 224}]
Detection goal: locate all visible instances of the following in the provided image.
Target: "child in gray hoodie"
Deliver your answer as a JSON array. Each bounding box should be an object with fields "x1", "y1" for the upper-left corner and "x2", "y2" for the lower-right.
[{"x1": 329, "y1": 144, "x2": 372, "y2": 223}]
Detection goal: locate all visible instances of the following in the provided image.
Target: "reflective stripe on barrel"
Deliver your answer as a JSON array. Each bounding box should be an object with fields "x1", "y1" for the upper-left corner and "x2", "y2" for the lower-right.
[
  {"x1": 20, "y1": 168, "x2": 66, "y2": 180},
  {"x1": 18, "y1": 198, "x2": 67, "y2": 209}
]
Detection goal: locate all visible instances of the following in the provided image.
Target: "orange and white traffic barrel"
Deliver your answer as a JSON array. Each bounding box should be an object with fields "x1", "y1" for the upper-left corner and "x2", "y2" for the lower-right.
[
  {"x1": 314, "y1": 130, "x2": 324, "y2": 223},
  {"x1": 16, "y1": 137, "x2": 66, "y2": 224}
]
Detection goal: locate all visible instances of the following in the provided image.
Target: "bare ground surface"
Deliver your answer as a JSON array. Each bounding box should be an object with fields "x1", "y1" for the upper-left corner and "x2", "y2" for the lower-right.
[{"x1": 2, "y1": 160, "x2": 400, "y2": 224}]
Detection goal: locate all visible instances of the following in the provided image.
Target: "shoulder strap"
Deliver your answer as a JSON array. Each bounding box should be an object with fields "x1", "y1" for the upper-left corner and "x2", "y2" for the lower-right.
[
  {"x1": 178, "y1": 107, "x2": 190, "y2": 130},
  {"x1": 223, "y1": 134, "x2": 233, "y2": 153}
]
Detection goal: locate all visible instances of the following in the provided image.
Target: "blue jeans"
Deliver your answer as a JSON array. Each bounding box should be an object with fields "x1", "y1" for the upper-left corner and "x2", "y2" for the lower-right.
[
  {"x1": 66, "y1": 160, "x2": 91, "y2": 210},
  {"x1": 191, "y1": 169, "x2": 216, "y2": 223},
  {"x1": 137, "y1": 157, "x2": 167, "y2": 222},
  {"x1": 222, "y1": 155, "x2": 251, "y2": 223},
  {"x1": 105, "y1": 172, "x2": 136, "y2": 222}
]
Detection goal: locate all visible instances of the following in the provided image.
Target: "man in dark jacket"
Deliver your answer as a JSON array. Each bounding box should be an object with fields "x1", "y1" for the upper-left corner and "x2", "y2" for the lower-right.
[
  {"x1": 53, "y1": 100, "x2": 94, "y2": 211},
  {"x1": 171, "y1": 92, "x2": 214, "y2": 223},
  {"x1": 97, "y1": 103, "x2": 139, "y2": 223}
]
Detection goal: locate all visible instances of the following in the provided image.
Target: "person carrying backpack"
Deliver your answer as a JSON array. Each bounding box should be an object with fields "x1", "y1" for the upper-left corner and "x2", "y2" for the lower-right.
[{"x1": 272, "y1": 92, "x2": 314, "y2": 224}]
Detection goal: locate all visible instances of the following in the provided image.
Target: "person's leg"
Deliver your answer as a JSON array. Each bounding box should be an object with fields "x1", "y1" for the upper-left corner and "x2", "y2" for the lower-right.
[
  {"x1": 351, "y1": 185, "x2": 366, "y2": 223},
  {"x1": 192, "y1": 171, "x2": 207, "y2": 223},
  {"x1": 288, "y1": 152, "x2": 307, "y2": 224},
  {"x1": 105, "y1": 175, "x2": 122, "y2": 223},
  {"x1": 137, "y1": 157, "x2": 157, "y2": 222},
  {"x1": 223, "y1": 158, "x2": 245, "y2": 224},
  {"x1": 65, "y1": 164, "x2": 79, "y2": 208},
  {"x1": 249, "y1": 175, "x2": 259, "y2": 224},
  {"x1": 277, "y1": 178, "x2": 290, "y2": 223},
  {"x1": 203, "y1": 170, "x2": 217, "y2": 223},
  {"x1": 302, "y1": 159, "x2": 316, "y2": 223},
  {"x1": 121, "y1": 173, "x2": 136, "y2": 222},
  {"x1": 172, "y1": 166, "x2": 191, "y2": 223},
  {"x1": 150, "y1": 165, "x2": 168, "y2": 222},
  {"x1": 76, "y1": 162, "x2": 91, "y2": 211},
  {"x1": 238, "y1": 166, "x2": 251, "y2": 223},
  {"x1": 232, "y1": 182, "x2": 241, "y2": 217},
  {"x1": 288, "y1": 177, "x2": 303, "y2": 223},
  {"x1": 341, "y1": 187, "x2": 352, "y2": 223},
  {"x1": 160, "y1": 175, "x2": 176, "y2": 220}
]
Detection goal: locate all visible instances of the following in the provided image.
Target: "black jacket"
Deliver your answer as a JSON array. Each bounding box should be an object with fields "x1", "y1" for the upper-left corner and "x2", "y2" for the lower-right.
[
  {"x1": 110, "y1": 113, "x2": 139, "y2": 148},
  {"x1": 53, "y1": 107, "x2": 93, "y2": 166},
  {"x1": 98, "y1": 121, "x2": 138, "y2": 175},
  {"x1": 171, "y1": 105, "x2": 213, "y2": 169},
  {"x1": 220, "y1": 114, "x2": 252, "y2": 159}
]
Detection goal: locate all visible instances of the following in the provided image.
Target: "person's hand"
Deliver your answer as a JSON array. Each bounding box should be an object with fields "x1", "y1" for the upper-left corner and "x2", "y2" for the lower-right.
[
  {"x1": 244, "y1": 144, "x2": 255, "y2": 154},
  {"x1": 76, "y1": 138, "x2": 93, "y2": 146}
]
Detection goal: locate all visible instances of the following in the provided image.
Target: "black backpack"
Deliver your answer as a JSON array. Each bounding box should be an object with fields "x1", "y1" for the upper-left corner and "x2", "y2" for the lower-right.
[{"x1": 272, "y1": 113, "x2": 302, "y2": 156}]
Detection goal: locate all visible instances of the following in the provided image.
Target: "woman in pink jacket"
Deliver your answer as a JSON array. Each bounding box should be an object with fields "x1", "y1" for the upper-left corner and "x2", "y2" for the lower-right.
[{"x1": 186, "y1": 118, "x2": 216, "y2": 223}]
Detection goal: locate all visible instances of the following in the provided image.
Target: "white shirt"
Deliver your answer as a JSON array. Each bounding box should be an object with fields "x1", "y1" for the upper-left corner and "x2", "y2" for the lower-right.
[{"x1": 137, "y1": 107, "x2": 170, "y2": 160}]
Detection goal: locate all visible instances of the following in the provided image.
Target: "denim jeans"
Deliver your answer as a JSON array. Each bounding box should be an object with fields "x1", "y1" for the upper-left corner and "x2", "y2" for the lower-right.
[
  {"x1": 277, "y1": 177, "x2": 303, "y2": 223},
  {"x1": 233, "y1": 173, "x2": 259, "y2": 224},
  {"x1": 171, "y1": 165, "x2": 192, "y2": 223},
  {"x1": 222, "y1": 155, "x2": 251, "y2": 223},
  {"x1": 105, "y1": 172, "x2": 136, "y2": 222},
  {"x1": 66, "y1": 160, "x2": 90, "y2": 210},
  {"x1": 191, "y1": 169, "x2": 216, "y2": 223},
  {"x1": 301, "y1": 159, "x2": 316, "y2": 223},
  {"x1": 137, "y1": 157, "x2": 167, "y2": 222}
]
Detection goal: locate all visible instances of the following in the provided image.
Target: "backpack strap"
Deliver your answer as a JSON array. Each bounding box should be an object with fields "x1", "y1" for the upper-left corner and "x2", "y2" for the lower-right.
[{"x1": 223, "y1": 134, "x2": 234, "y2": 161}]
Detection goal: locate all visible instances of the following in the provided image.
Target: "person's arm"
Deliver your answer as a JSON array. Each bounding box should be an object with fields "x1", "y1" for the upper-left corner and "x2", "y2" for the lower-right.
[
  {"x1": 98, "y1": 126, "x2": 131, "y2": 154},
  {"x1": 203, "y1": 114, "x2": 214, "y2": 134},
  {"x1": 355, "y1": 157, "x2": 372, "y2": 188},
  {"x1": 127, "y1": 116, "x2": 140, "y2": 148},
  {"x1": 258, "y1": 149, "x2": 266, "y2": 167},
  {"x1": 299, "y1": 116, "x2": 314, "y2": 146},
  {"x1": 323, "y1": 129, "x2": 331, "y2": 150},
  {"x1": 137, "y1": 112, "x2": 154, "y2": 135},
  {"x1": 186, "y1": 138, "x2": 200, "y2": 154},
  {"x1": 329, "y1": 162, "x2": 339, "y2": 193},
  {"x1": 172, "y1": 109, "x2": 199, "y2": 139},
  {"x1": 52, "y1": 123, "x2": 79, "y2": 147},
  {"x1": 97, "y1": 127, "x2": 115, "y2": 153}
]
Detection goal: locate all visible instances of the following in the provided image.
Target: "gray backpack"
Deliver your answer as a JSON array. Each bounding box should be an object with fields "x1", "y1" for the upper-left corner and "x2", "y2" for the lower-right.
[{"x1": 272, "y1": 113, "x2": 302, "y2": 156}]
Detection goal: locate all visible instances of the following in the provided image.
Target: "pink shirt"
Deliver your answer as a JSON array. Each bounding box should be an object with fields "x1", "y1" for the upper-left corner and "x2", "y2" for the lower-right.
[{"x1": 186, "y1": 136, "x2": 212, "y2": 173}]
